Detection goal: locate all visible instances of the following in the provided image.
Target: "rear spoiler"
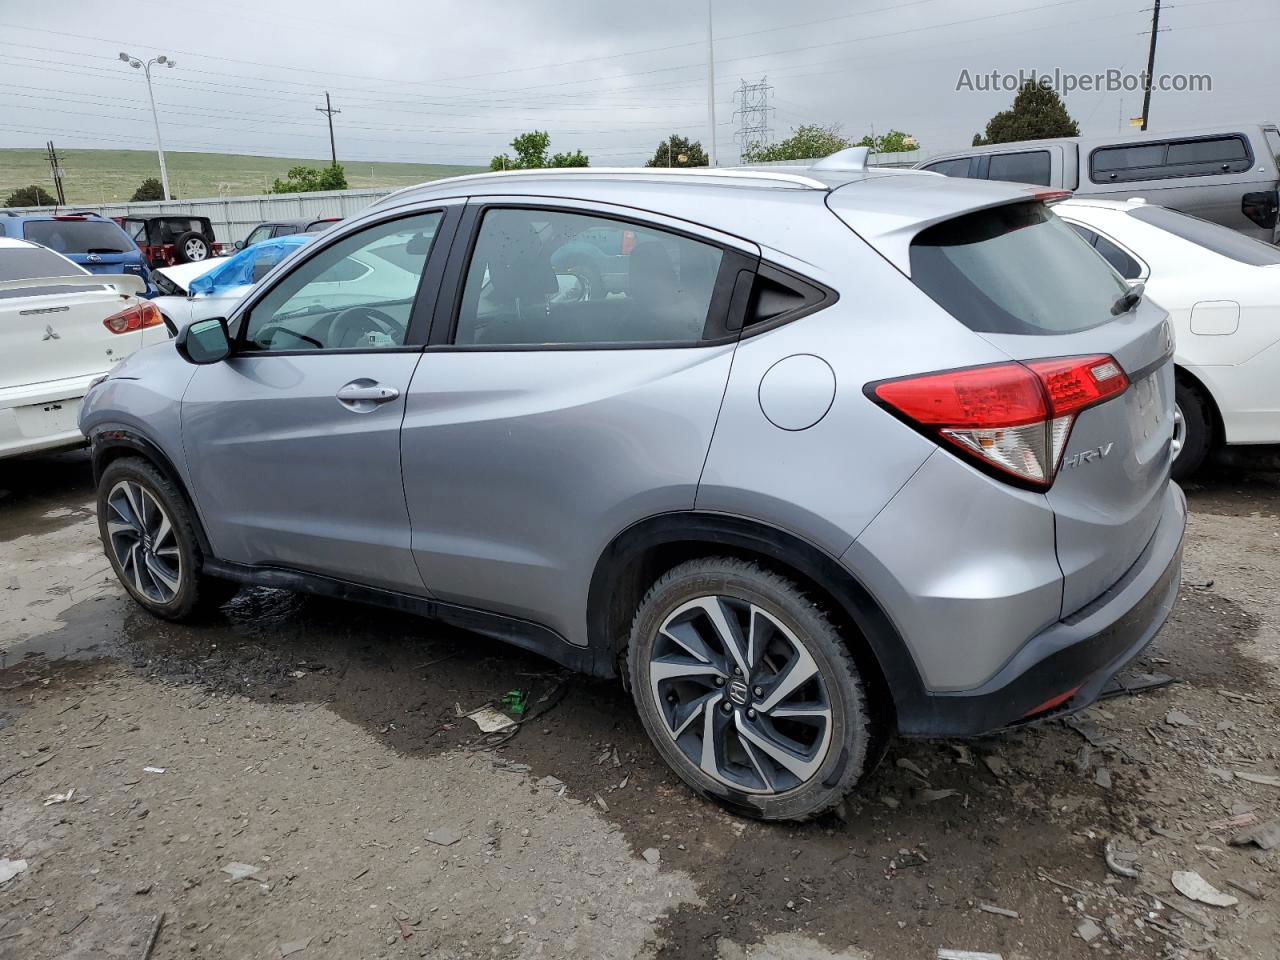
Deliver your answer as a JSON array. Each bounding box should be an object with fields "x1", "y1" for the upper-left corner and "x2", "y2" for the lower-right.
[{"x1": 0, "y1": 273, "x2": 145, "y2": 297}]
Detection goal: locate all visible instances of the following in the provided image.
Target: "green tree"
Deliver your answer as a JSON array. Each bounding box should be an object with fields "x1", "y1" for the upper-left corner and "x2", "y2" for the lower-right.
[
  {"x1": 490, "y1": 131, "x2": 589, "y2": 170},
  {"x1": 130, "y1": 177, "x2": 167, "y2": 202},
  {"x1": 269, "y1": 164, "x2": 349, "y2": 194},
  {"x1": 4, "y1": 184, "x2": 57, "y2": 207},
  {"x1": 741, "y1": 123, "x2": 851, "y2": 163},
  {"x1": 856, "y1": 130, "x2": 919, "y2": 153},
  {"x1": 972, "y1": 81, "x2": 1080, "y2": 145},
  {"x1": 644, "y1": 135, "x2": 708, "y2": 168}
]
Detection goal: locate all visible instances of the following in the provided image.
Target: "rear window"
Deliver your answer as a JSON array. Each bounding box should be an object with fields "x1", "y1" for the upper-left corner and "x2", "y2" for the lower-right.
[
  {"x1": 910, "y1": 201, "x2": 1128, "y2": 335},
  {"x1": 1128, "y1": 205, "x2": 1280, "y2": 266},
  {"x1": 987, "y1": 150, "x2": 1051, "y2": 186},
  {"x1": 22, "y1": 219, "x2": 134, "y2": 255},
  {"x1": 0, "y1": 247, "x2": 85, "y2": 281}
]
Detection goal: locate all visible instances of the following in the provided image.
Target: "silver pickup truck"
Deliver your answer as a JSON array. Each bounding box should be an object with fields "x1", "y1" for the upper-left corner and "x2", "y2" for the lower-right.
[{"x1": 915, "y1": 123, "x2": 1280, "y2": 242}]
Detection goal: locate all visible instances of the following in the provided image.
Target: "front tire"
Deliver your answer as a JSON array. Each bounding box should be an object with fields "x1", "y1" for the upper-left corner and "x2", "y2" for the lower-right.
[
  {"x1": 97, "y1": 457, "x2": 236, "y2": 620},
  {"x1": 1172, "y1": 379, "x2": 1213, "y2": 481},
  {"x1": 627, "y1": 557, "x2": 872, "y2": 821}
]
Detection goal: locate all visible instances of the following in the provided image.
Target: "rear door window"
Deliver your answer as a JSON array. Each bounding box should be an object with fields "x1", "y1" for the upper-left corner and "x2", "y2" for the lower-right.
[
  {"x1": 21, "y1": 219, "x2": 133, "y2": 254},
  {"x1": 454, "y1": 208, "x2": 725, "y2": 346},
  {"x1": 922, "y1": 157, "x2": 973, "y2": 178},
  {"x1": 1128, "y1": 205, "x2": 1280, "y2": 266},
  {"x1": 909, "y1": 201, "x2": 1129, "y2": 335},
  {"x1": 987, "y1": 150, "x2": 1051, "y2": 186}
]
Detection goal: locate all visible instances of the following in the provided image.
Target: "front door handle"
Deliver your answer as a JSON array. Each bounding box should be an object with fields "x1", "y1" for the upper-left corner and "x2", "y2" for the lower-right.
[{"x1": 336, "y1": 379, "x2": 400, "y2": 412}]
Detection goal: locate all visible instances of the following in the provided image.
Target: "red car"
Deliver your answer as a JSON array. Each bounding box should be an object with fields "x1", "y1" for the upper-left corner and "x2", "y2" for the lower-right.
[{"x1": 115, "y1": 215, "x2": 227, "y2": 267}]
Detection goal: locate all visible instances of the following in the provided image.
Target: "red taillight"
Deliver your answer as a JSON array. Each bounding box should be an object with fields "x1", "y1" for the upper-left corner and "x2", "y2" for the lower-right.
[
  {"x1": 103, "y1": 301, "x2": 163, "y2": 334},
  {"x1": 1032, "y1": 189, "x2": 1073, "y2": 204},
  {"x1": 870, "y1": 355, "x2": 1129, "y2": 490}
]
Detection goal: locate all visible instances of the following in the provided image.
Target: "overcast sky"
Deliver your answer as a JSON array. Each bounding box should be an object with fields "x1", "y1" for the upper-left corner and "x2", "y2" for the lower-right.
[{"x1": 0, "y1": 0, "x2": 1273, "y2": 166}]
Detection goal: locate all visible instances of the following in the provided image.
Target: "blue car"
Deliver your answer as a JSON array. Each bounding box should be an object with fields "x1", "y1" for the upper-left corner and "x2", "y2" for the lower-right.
[{"x1": 0, "y1": 212, "x2": 155, "y2": 295}]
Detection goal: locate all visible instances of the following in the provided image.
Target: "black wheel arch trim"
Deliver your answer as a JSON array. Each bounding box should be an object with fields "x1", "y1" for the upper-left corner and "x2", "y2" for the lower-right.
[
  {"x1": 89, "y1": 426, "x2": 215, "y2": 558},
  {"x1": 586, "y1": 511, "x2": 930, "y2": 727}
]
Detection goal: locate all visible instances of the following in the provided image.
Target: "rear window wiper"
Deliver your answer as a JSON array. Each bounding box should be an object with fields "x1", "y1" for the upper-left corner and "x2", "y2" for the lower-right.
[
  {"x1": 85, "y1": 247, "x2": 126, "y2": 254},
  {"x1": 1111, "y1": 281, "x2": 1145, "y2": 316}
]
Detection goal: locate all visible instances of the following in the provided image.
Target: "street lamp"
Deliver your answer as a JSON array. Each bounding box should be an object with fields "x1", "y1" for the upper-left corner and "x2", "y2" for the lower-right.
[{"x1": 119, "y1": 52, "x2": 176, "y2": 201}]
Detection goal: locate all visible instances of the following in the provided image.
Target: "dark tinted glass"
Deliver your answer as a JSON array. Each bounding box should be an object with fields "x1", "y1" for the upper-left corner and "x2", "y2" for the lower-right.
[
  {"x1": 987, "y1": 151, "x2": 1051, "y2": 186},
  {"x1": 1091, "y1": 234, "x2": 1143, "y2": 280},
  {"x1": 1129, "y1": 205, "x2": 1280, "y2": 266},
  {"x1": 1166, "y1": 137, "x2": 1247, "y2": 164},
  {"x1": 455, "y1": 208, "x2": 723, "y2": 346},
  {"x1": 1066, "y1": 222, "x2": 1098, "y2": 244},
  {"x1": 0, "y1": 247, "x2": 83, "y2": 281},
  {"x1": 22, "y1": 219, "x2": 134, "y2": 254},
  {"x1": 1092, "y1": 144, "x2": 1165, "y2": 174},
  {"x1": 1266, "y1": 129, "x2": 1280, "y2": 167},
  {"x1": 923, "y1": 158, "x2": 972, "y2": 178},
  {"x1": 910, "y1": 202, "x2": 1128, "y2": 335}
]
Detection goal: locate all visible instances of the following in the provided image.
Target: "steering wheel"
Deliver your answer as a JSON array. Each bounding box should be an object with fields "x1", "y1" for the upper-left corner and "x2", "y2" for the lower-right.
[{"x1": 325, "y1": 306, "x2": 405, "y2": 349}]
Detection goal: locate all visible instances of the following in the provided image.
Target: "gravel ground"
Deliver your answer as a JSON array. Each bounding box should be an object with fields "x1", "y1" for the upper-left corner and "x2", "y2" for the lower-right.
[{"x1": 1, "y1": 450, "x2": 1277, "y2": 960}]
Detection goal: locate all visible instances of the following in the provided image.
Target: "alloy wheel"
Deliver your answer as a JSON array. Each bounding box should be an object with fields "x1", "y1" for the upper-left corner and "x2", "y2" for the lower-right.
[
  {"x1": 648, "y1": 596, "x2": 834, "y2": 795},
  {"x1": 1172, "y1": 403, "x2": 1185, "y2": 456},
  {"x1": 185, "y1": 238, "x2": 208, "y2": 261},
  {"x1": 106, "y1": 481, "x2": 183, "y2": 604}
]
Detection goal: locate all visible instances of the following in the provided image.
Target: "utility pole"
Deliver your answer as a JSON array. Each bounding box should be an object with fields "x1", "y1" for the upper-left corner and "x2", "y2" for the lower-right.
[
  {"x1": 45, "y1": 141, "x2": 66, "y2": 206},
  {"x1": 119, "y1": 52, "x2": 176, "y2": 200},
  {"x1": 1139, "y1": 0, "x2": 1161, "y2": 131},
  {"x1": 706, "y1": 0, "x2": 717, "y2": 167},
  {"x1": 316, "y1": 92, "x2": 341, "y2": 166}
]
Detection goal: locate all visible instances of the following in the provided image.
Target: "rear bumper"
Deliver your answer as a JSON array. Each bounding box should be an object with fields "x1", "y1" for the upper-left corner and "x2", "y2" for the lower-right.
[{"x1": 897, "y1": 481, "x2": 1186, "y2": 737}]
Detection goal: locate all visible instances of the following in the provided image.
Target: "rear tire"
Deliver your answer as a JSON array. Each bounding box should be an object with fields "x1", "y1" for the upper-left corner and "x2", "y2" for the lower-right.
[
  {"x1": 1172, "y1": 379, "x2": 1213, "y2": 481},
  {"x1": 627, "y1": 557, "x2": 873, "y2": 821},
  {"x1": 97, "y1": 457, "x2": 237, "y2": 621}
]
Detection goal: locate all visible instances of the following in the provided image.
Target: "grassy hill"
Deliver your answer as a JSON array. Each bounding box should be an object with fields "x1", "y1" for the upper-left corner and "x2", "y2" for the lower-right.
[{"x1": 1, "y1": 149, "x2": 484, "y2": 205}]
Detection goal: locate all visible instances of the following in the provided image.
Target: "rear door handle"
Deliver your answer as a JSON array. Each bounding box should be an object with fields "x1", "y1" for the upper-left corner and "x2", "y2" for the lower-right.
[{"x1": 336, "y1": 380, "x2": 400, "y2": 410}]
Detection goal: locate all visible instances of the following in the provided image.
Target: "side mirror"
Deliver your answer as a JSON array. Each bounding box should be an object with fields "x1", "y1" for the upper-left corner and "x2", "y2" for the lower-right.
[
  {"x1": 176, "y1": 316, "x2": 232, "y2": 364},
  {"x1": 233, "y1": 239, "x2": 246, "y2": 251}
]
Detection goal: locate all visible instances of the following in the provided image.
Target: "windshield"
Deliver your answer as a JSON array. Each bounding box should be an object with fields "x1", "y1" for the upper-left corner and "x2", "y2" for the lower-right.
[
  {"x1": 22, "y1": 219, "x2": 135, "y2": 255},
  {"x1": 1128, "y1": 205, "x2": 1280, "y2": 267},
  {"x1": 188, "y1": 234, "x2": 311, "y2": 296},
  {"x1": 910, "y1": 201, "x2": 1129, "y2": 335},
  {"x1": 0, "y1": 247, "x2": 85, "y2": 281}
]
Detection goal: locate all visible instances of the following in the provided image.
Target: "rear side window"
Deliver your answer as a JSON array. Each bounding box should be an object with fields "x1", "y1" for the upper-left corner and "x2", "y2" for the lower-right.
[
  {"x1": 923, "y1": 157, "x2": 973, "y2": 178},
  {"x1": 454, "y1": 208, "x2": 725, "y2": 346},
  {"x1": 1266, "y1": 129, "x2": 1280, "y2": 167},
  {"x1": 987, "y1": 151, "x2": 1051, "y2": 186},
  {"x1": 1091, "y1": 135, "x2": 1253, "y2": 183},
  {"x1": 910, "y1": 202, "x2": 1128, "y2": 336},
  {"x1": 1128, "y1": 205, "x2": 1280, "y2": 266},
  {"x1": 21, "y1": 219, "x2": 134, "y2": 255},
  {"x1": 1092, "y1": 234, "x2": 1143, "y2": 280},
  {"x1": 0, "y1": 247, "x2": 85, "y2": 281}
]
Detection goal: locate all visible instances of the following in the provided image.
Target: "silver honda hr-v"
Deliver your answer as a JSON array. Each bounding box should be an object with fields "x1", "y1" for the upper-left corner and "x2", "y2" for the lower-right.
[{"x1": 81, "y1": 151, "x2": 1185, "y2": 821}]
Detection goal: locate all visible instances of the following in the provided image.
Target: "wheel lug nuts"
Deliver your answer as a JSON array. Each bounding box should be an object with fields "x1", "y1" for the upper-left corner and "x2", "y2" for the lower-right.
[
  {"x1": 714, "y1": 677, "x2": 725, "y2": 687},
  {"x1": 746, "y1": 709, "x2": 756, "y2": 720},
  {"x1": 753, "y1": 686, "x2": 763, "y2": 697},
  {"x1": 733, "y1": 666, "x2": 742, "y2": 676},
  {"x1": 720, "y1": 701, "x2": 732, "y2": 714}
]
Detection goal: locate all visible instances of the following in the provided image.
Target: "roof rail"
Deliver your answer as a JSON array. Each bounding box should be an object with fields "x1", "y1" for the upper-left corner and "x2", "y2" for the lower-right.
[{"x1": 375, "y1": 165, "x2": 829, "y2": 207}]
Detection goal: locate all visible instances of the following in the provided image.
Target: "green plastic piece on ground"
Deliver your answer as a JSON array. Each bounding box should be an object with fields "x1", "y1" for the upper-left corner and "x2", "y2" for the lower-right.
[{"x1": 501, "y1": 690, "x2": 527, "y2": 715}]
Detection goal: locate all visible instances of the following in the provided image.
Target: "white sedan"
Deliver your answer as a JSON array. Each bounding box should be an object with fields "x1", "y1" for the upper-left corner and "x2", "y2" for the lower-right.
[
  {"x1": 1056, "y1": 197, "x2": 1280, "y2": 479},
  {"x1": 0, "y1": 237, "x2": 165, "y2": 459}
]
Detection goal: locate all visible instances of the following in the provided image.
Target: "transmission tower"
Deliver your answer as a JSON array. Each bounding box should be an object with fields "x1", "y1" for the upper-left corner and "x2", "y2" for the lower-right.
[{"x1": 732, "y1": 76, "x2": 774, "y2": 160}]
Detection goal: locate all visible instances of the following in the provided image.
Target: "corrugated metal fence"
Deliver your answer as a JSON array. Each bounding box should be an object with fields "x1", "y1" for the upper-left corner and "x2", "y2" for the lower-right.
[{"x1": 4, "y1": 187, "x2": 396, "y2": 245}]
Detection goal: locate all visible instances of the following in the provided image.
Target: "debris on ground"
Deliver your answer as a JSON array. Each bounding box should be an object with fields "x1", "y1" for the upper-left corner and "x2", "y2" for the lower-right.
[
  {"x1": 895, "y1": 758, "x2": 928, "y2": 780},
  {"x1": 499, "y1": 690, "x2": 527, "y2": 715},
  {"x1": 1171, "y1": 870, "x2": 1239, "y2": 907},
  {"x1": 0, "y1": 858, "x2": 28, "y2": 885},
  {"x1": 426, "y1": 828, "x2": 461, "y2": 847},
  {"x1": 938, "y1": 951, "x2": 1003, "y2": 960},
  {"x1": 221, "y1": 862, "x2": 266, "y2": 883},
  {"x1": 977, "y1": 903, "x2": 1019, "y2": 920},
  {"x1": 1234, "y1": 771, "x2": 1280, "y2": 788},
  {"x1": 1100, "y1": 671, "x2": 1177, "y2": 698},
  {"x1": 1104, "y1": 839, "x2": 1140, "y2": 879},
  {"x1": 1164, "y1": 709, "x2": 1195, "y2": 727},
  {"x1": 142, "y1": 766, "x2": 165, "y2": 774},
  {"x1": 1094, "y1": 768, "x2": 1112, "y2": 789},
  {"x1": 42, "y1": 787, "x2": 74, "y2": 805},
  {"x1": 1231, "y1": 819, "x2": 1280, "y2": 851},
  {"x1": 466, "y1": 706, "x2": 516, "y2": 734},
  {"x1": 279, "y1": 936, "x2": 312, "y2": 956},
  {"x1": 1075, "y1": 919, "x2": 1103, "y2": 943},
  {"x1": 916, "y1": 788, "x2": 958, "y2": 804},
  {"x1": 981, "y1": 756, "x2": 1009, "y2": 779},
  {"x1": 536, "y1": 775, "x2": 563, "y2": 789},
  {"x1": 641, "y1": 848, "x2": 660, "y2": 865}
]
